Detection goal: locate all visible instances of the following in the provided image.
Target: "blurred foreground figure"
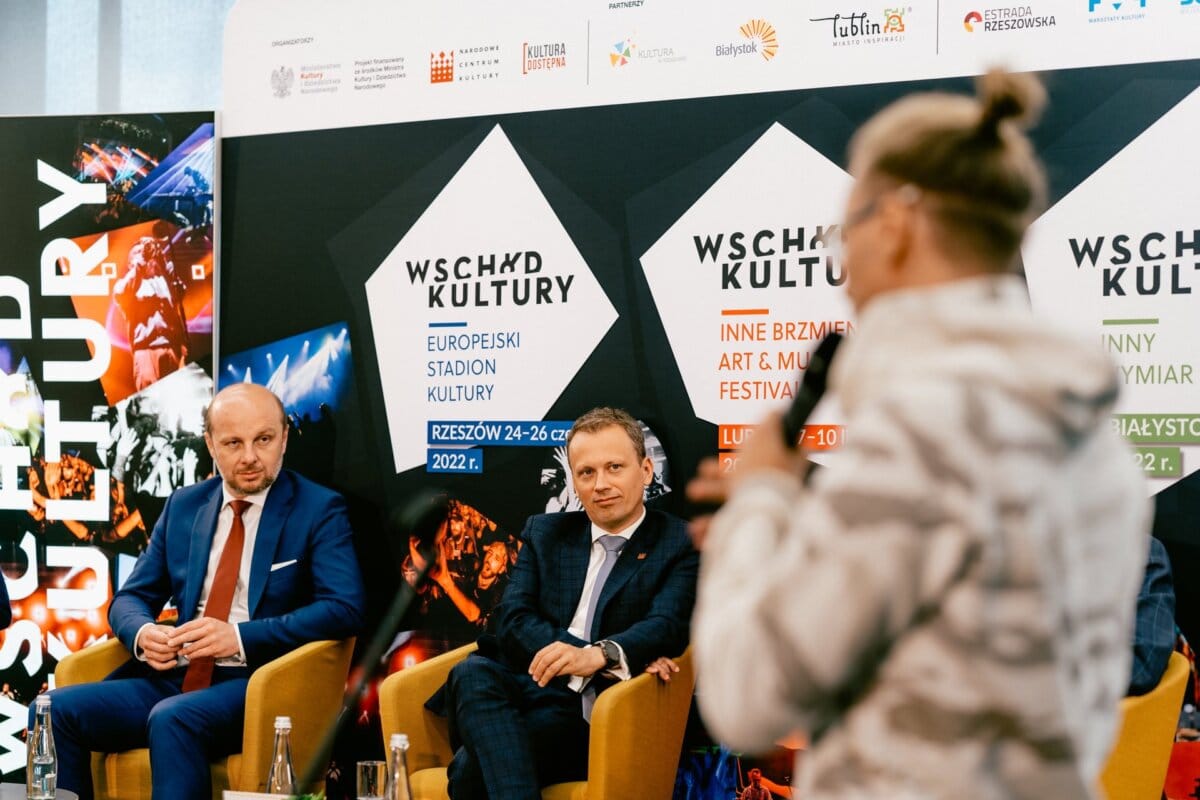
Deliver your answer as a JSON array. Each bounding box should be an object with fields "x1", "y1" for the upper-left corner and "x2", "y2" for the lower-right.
[{"x1": 691, "y1": 71, "x2": 1150, "y2": 799}]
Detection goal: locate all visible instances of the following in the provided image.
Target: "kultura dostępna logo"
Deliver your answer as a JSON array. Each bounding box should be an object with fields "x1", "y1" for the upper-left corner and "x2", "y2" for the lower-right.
[{"x1": 522, "y1": 42, "x2": 567, "y2": 74}]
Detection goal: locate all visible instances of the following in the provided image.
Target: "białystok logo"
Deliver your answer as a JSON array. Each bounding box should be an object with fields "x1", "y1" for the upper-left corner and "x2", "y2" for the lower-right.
[{"x1": 739, "y1": 19, "x2": 778, "y2": 61}]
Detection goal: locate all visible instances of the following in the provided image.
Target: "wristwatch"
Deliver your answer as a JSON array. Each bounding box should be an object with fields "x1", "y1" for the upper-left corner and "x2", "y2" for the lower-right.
[{"x1": 594, "y1": 639, "x2": 620, "y2": 671}]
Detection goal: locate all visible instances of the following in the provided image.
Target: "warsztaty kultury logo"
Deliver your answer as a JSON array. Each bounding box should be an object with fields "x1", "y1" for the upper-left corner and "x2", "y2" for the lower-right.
[
  {"x1": 809, "y1": 9, "x2": 910, "y2": 46},
  {"x1": 961, "y1": 6, "x2": 1057, "y2": 32},
  {"x1": 1087, "y1": 0, "x2": 1148, "y2": 23}
]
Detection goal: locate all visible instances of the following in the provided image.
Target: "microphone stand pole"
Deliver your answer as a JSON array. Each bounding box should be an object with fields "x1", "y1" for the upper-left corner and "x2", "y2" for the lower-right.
[{"x1": 296, "y1": 547, "x2": 436, "y2": 793}]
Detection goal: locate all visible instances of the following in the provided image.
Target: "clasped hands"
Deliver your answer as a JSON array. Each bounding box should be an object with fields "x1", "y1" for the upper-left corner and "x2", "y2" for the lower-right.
[
  {"x1": 137, "y1": 618, "x2": 241, "y2": 671},
  {"x1": 527, "y1": 641, "x2": 680, "y2": 687}
]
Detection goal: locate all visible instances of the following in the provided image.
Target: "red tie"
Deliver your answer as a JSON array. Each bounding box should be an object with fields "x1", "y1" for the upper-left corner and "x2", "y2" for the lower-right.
[{"x1": 182, "y1": 499, "x2": 250, "y2": 692}]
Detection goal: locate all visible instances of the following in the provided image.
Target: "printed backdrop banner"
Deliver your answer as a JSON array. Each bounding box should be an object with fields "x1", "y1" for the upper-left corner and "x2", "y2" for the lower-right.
[
  {"x1": 0, "y1": 112, "x2": 216, "y2": 778},
  {"x1": 221, "y1": 3, "x2": 1200, "y2": 796}
]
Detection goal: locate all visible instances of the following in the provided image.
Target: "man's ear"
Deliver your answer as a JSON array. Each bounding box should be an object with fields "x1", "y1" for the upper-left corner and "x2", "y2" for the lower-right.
[
  {"x1": 877, "y1": 193, "x2": 916, "y2": 273},
  {"x1": 641, "y1": 456, "x2": 654, "y2": 486},
  {"x1": 280, "y1": 424, "x2": 288, "y2": 453},
  {"x1": 204, "y1": 433, "x2": 216, "y2": 461}
]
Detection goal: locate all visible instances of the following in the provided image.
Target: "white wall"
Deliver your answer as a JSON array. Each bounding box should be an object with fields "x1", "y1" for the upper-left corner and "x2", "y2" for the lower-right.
[{"x1": 0, "y1": 0, "x2": 235, "y2": 116}]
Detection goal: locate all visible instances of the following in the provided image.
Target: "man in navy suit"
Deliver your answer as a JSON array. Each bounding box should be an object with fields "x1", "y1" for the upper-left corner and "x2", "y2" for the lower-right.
[
  {"x1": 441, "y1": 407, "x2": 699, "y2": 800},
  {"x1": 40, "y1": 383, "x2": 365, "y2": 800}
]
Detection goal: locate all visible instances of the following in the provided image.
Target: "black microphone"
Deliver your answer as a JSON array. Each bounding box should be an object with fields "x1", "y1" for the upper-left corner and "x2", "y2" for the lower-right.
[
  {"x1": 781, "y1": 332, "x2": 843, "y2": 449},
  {"x1": 397, "y1": 489, "x2": 452, "y2": 555},
  {"x1": 297, "y1": 488, "x2": 450, "y2": 792}
]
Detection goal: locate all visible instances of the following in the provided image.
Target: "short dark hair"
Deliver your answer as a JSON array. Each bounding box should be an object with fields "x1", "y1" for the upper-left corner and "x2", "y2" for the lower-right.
[{"x1": 566, "y1": 407, "x2": 646, "y2": 461}]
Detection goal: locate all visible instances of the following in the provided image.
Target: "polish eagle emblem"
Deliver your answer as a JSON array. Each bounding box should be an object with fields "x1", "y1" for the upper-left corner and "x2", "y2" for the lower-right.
[{"x1": 271, "y1": 66, "x2": 294, "y2": 98}]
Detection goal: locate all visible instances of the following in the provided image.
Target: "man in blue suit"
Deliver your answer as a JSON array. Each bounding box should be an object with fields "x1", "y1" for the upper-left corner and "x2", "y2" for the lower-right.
[
  {"x1": 441, "y1": 407, "x2": 699, "y2": 800},
  {"x1": 41, "y1": 383, "x2": 365, "y2": 800}
]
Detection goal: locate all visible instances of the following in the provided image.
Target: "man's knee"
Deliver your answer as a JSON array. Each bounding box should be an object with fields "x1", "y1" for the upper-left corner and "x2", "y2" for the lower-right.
[
  {"x1": 146, "y1": 693, "x2": 218, "y2": 740},
  {"x1": 146, "y1": 685, "x2": 245, "y2": 758},
  {"x1": 447, "y1": 656, "x2": 509, "y2": 703},
  {"x1": 40, "y1": 686, "x2": 89, "y2": 737},
  {"x1": 146, "y1": 694, "x2": 187, "y2": 735}
]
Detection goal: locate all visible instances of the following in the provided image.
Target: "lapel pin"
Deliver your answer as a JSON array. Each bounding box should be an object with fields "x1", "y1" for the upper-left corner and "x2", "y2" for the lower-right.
[{"x1": 637, "y1": 552, "x2": 647, "y2": 560}]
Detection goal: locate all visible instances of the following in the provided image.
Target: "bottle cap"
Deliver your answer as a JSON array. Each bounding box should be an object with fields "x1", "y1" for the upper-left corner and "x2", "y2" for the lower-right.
[
  {"x1": 390, "y1": 733, "x2": 409, "y2": 748},
  {"x1": 274, "y1": 715, "x2": 292, "y2": 730},
  {"x1": 35, "y1": 694, "x2": 50, "y2": 706}
]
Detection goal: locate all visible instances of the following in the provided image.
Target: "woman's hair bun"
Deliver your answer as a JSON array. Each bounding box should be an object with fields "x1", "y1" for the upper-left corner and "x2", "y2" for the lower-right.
[{"x1": 976, "y1": 69, "x2": 1046, "y2": 140}]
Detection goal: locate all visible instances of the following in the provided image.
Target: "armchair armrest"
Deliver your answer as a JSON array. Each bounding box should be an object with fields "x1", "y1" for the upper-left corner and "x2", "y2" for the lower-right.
[
  {"x1": 379, "y1": 642, "x2": 477, "y2": 773},
  {"x1": 55, "y1": 638, "x2": 132, "y2": 688},
  {"x1": 238, "y1": 638, "x2": 356, "y2": 793},
  {"x1": 588, "y1": 647, "x2": 695, "y2": 800}
]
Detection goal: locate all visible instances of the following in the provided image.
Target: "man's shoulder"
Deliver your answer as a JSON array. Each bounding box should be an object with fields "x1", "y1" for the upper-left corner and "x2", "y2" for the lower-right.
[
  {"x1": 279, "y1": 469, "x2": 344, "y2": 505},
  {"x1": 644, "y1": 507, "x2": 689, "y2": 537},
  {"x1": 167, "y1": 476, "x2": 222, "y2": 507},
  {"x1": 521, "y1": 510, "x2": 589, "y2": 540}
]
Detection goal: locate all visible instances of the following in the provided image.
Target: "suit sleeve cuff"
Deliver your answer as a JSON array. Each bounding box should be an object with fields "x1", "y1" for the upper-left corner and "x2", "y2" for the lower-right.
[
  {"x1": 605, "y1": 641, "x2": 631, "y2": 681},
  {"x1": 232, "y1": 622, "x2": 247, "y2": 664},
  {"x1": 133, "y1": 622, "x2": 154, "y2": 662}
]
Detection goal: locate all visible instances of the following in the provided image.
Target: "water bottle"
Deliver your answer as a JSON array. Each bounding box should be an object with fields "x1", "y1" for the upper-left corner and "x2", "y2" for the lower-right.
[
  {"x1": 26, "y1": 694, "x2": 56, "y2": 800},
  {"x1": 264, "y1": 715, "x2": 296, "y2": 795},
  {"x1": 385, "y1": 733, "x2": 414, "y2": 800}
]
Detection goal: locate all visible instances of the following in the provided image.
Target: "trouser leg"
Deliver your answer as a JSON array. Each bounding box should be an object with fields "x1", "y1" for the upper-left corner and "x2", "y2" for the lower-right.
[{"x1": 38, "y1": 676, "x2": 178, "y2": 800}]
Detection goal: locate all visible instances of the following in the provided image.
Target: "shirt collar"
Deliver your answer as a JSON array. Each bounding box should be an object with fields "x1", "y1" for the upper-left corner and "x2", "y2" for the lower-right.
[
  {"x1": 589, "y1": 506, "x2": 646, "y2": 543},
  {"x1": 221, "y1": 481, "x2": 272, "y2": 512}
]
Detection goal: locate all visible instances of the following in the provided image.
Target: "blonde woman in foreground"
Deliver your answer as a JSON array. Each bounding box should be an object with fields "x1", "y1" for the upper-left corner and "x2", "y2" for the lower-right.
[{"x1": 690, "y1": 71, "x2": 1149, "y2": 800}]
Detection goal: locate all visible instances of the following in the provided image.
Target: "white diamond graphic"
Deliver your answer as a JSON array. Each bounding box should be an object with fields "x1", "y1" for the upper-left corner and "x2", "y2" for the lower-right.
[
  {"x1": 366, "y1": 125, "x2": 618, "y2": 473},
  {"x1": 1024, "y1": 87, "x2": 1200, "y2": 493},
  {"x1": 640, "y1": 122, "x2": 854, "y2": 427}
]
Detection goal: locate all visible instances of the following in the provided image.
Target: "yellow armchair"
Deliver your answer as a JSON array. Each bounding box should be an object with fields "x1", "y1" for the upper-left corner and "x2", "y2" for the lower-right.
[
  {"x1": 54, "y1": 636, "x2": 356, "y2": 800},
  {"x1": 379, "y1": 643, "x2": 696, "y2": 800},
  {"x1": 1099, "y1": 650, "x2": 1189, "y2": 800}
]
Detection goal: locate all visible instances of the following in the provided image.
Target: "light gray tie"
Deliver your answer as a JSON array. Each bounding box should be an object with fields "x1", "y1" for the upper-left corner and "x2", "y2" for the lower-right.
[
  {"x1": 582, "y1": 534, "x2": 627, "y2": 641},
  {"x1": 581, "y1": 534, "x2": 626, "y2": 721}
]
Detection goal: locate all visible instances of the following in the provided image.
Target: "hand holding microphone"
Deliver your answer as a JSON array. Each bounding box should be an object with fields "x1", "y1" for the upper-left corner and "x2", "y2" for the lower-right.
[{"x1": 686, "y1": 332, "x2": 843, "y2": 549}]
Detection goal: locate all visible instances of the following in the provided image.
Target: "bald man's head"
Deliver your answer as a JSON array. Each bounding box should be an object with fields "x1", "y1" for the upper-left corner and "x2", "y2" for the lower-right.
[
  {"x1": 203, "y1": 383, "x2": 286, "y2": 435},
  {"x1": 203, "y1": 384, "x2": 289, "y2": 497}
]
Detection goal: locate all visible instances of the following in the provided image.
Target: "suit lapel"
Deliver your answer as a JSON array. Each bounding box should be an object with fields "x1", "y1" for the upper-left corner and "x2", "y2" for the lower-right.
[
  {"x1": 592, "y1": 511, "x2": 658, "y2": 638},
  {"x1": 248, "y1": 471, "x2": 295, "y2": 617},
  {"x1": 561, "y1": 516, "x2": 592, "y2": 624},
  {"x1": 183, "y1": 485, "x2": 223, "y2": 621}
]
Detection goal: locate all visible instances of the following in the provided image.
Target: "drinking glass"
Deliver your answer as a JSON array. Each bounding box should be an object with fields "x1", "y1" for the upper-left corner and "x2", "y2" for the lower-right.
[{"x1": 357, "y1": 759, "x2": 387, "y2": 800}]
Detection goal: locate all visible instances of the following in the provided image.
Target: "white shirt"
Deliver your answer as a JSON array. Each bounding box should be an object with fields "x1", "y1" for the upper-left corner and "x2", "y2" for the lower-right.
[
  {"x1": 135, "y1": 483, "x2": 271, "y2": 667},
  {"x1": 565, "y1": 507, "x2": 644, "y2": 692}
]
